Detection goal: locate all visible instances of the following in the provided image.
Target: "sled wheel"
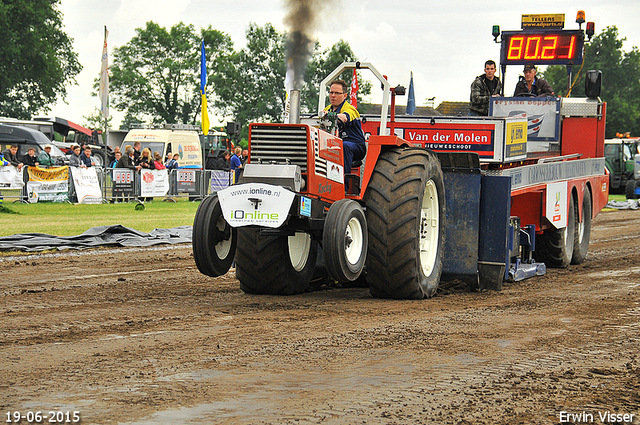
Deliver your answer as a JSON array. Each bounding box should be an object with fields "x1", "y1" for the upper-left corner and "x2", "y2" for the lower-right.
[
  {"x1": 535, "y1": 193, "x2": 576, "y2": 268},
  {"x1": 192, "y1": 194, "x2": 237, "y2": 277},
  {"x1": 364, "y1": 147, "x2": 445, "y2": 299},
  {"x1": 323, "y1": 199, "x2": 368, "y2": 283},
  {"x1": 236, "y1": 228, "x2": 318, "y2": 295},
  {"x1": 572, "y1": 188, "x2": 592, "y2": 265}
]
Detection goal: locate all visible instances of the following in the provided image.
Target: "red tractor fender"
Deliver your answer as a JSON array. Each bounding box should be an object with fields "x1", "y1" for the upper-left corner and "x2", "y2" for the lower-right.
[{"x1": 356, "y1": 135, "x2": 410, "y2": 201}]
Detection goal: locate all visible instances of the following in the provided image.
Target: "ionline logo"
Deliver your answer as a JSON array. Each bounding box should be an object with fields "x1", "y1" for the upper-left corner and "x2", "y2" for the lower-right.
[{"x1": 229, "y1": 210, "x2": 279, "y2": 220}]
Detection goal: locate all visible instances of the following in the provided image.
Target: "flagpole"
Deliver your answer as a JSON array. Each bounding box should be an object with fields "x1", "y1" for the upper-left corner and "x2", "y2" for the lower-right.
[
  {"x1": 99, "y1": 25, "x2": 110, "y2": 142},
  {"x1": 104, "y1": 26, "x2": 108, "y2": 145}
]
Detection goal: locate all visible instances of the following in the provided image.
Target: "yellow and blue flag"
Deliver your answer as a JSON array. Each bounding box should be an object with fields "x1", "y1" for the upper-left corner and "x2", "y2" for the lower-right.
[{"x1": 200, "y1": 40, "x2": 210, "y2": 135}]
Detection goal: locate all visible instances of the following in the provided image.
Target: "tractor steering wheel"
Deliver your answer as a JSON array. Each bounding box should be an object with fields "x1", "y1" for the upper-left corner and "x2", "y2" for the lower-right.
[{"x1": 515, "y1": 92, "x2": 537, "y2": 98}]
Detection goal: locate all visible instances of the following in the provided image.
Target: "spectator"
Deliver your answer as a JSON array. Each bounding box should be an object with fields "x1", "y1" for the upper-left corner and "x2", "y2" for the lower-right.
[
  {"x1": 214, "y1": 150, "x2": 231, "y2": 171},
  {"x1": 116, "y1": 147, "x2": 141, "y2": 171},
  {"x1": 1, "y1": 145, "x2": 24, "y2": 171},
  {"x1": 153, "y1": 152, "x2": 166, "y2": 169},
  {"x1": 21, "y1": 147, "x2": 39, "y2": 168},
  {"x1": 132, "y1": 141, "x2": 142, "y2": 163},
  {"x1": 109, "y1": 152, "x2": 121, "y2": 169},
  {"x1": 165, "y1": 153, "x2": 179, "y2": 196},
  {"x1": 67, "y1": 145, "x2": 82, "y2": 202},
  {"x1": 37, "y1": 144, "x2": 55, "y2": 168},
  {"x1": 231, "y1": 147, "x2": 243, "y2": 183},
  {"x1": 242, "y1": 149, "x2": 249, "y2": 165},
  {"x1": 137, "y1": 148, "x2": 155, "y2": 170},
  {"x1": 165, "y1": 153, "x2": 179, "y2": 170},
  {"x1": 79, "y1": 147, "x2": 95, "y2": 167},
  {"x1": 69, "y1": 145, "x2": 84, "y2": 168}
]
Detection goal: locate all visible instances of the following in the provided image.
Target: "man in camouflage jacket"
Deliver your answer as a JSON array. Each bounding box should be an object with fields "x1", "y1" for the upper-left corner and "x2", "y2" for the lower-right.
[{"x1": 469, "y1": 60, "x2": 502, "y2": 116}]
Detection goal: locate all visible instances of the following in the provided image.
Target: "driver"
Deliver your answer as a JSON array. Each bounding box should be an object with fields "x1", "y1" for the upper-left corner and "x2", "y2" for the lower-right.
[
  {"x1": 323, "y1": 79, "x2": 366, "y2": 174},
  {"x1": 513, "y1": 64, "x2": 555, "y2": 97}
]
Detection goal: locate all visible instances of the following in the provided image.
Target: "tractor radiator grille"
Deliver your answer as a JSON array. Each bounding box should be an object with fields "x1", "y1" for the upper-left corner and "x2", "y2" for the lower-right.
[
  {"x1": 313, "y1": 132, "x2": 327, "y2": 178},
  {"x1": 249, "y1": 125, "x2": 309, "y2": 173}
]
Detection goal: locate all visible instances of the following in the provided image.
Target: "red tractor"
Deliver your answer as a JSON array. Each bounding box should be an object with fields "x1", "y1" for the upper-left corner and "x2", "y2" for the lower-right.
[
  {"x1": 193, "y1": 57, "x2": 609, "y2": 299},
  {"x1": 193, "y1": 62, "x2": 446, "y2": 299}
]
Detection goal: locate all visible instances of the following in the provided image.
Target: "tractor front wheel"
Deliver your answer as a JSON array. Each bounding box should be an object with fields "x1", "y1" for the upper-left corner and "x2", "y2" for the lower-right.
[
  {"x1": 323, "y1": 199, "x2": 368, "y2": 283},
  {"x1": 192, "y1": 194, "x2": 237, "y2": 277}
]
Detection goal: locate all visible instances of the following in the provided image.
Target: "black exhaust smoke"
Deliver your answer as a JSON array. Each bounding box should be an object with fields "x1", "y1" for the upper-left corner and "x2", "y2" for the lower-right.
[{"x1": 283, "y1": 0, "x2": 322, "y2": 90}]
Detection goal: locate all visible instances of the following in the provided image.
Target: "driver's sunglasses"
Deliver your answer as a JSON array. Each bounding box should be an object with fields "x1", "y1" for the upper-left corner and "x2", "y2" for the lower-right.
[{"x1": 329, "y1": 91, "x2": 344, "y2": 95}]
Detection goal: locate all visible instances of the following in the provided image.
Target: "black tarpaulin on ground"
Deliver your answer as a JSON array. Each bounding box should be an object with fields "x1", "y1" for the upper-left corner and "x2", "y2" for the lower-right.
[
  {"x1": 0, "y1": 225, "x2": 192, "y2": 252},
  {"x1": 606, "y1": 200, "x2": 639, "y2": 210}
]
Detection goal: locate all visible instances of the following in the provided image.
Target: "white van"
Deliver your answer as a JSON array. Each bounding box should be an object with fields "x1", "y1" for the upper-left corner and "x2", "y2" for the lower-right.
[{"x1": 121, "y1": 127, "x2": 203, "y2": 169}]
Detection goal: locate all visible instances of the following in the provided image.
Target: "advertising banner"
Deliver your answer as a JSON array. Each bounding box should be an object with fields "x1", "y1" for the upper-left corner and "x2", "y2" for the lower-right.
[
  {"x1": 177, "y1": 169, "x2": 197, "y2": 193},
  {"x1": 71, "y1": 167, "x2": 102, "y2": 204},
  {"x1": 491, "y1": 98, "x2": 560, "y2": 141},
  {"x1": 0, "y1": 165, "x2": 24, "y2": 189},
  {"x1": 26, "y1": 166, "x2": 69, "y2": 203},
  {"x1": 140, "y1": 169, "x2": 169, "y2": 197},
  {"x1": 112, "y1": 169, "x2": 135, "y2": 199},
  {"x1": 218, "y1": 183, "x2": 295, "y2": 228},
  {"x1": 210, "y1": 170, "x2": 233, "y2": 192}
]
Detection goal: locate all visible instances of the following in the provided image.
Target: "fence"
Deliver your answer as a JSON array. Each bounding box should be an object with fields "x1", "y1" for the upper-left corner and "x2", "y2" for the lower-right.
[{"x1": 0, "y1": 165, "x2": 234, "y2": 204}]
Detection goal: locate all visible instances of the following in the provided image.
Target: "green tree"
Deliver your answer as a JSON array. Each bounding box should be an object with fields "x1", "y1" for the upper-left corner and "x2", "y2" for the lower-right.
[
  {"x1": 108, "y1": 21, "x2": 233, "y2": 125},
  {"x1": 212, "y1": 25, "x2": 368, "y2": 136},
  {"x1": 82, "y1": 107, "x2": 113, "y2": 134},
  {"x1": 544, "y1": 26, "x2": 640, "y2": 137},
  {"x1": 0, "y1": 0, "x2": 82, "y2": 119},
  {"x1": 211, "y1": 23, "x2": 287, "y2": 129},
  {"x1": 302, "y1": 40, "x2": 372, "y2": 113}
]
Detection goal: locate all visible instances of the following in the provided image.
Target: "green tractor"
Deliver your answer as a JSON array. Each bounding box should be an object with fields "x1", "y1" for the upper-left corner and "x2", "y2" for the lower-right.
[{"x1": 604, "y1": 138, "x2": 640, "y2": 199}]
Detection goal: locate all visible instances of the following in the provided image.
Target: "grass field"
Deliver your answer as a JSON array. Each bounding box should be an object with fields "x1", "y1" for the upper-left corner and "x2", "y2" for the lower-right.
[
  {"x1": 0, "y1": 200, "x2": 200, "y2": 237},
  {"x1": 0, "y1": 194, "x2": 633, "y2": 238}
]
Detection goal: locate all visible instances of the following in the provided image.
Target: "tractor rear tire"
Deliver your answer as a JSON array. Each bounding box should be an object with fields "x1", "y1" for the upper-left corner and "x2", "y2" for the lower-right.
[
  {"x1": 236, "y1": 228, "x2": 318, "y2": 295},
  {"x1": 192, "y1": 194, "x2": 237, "y2": 277},
  {"x1": 535, "y1": 194, "x2": 576, "y2": 268},
  {"x1": 323, "y1": 199, "x2": 368, "y2": 283},
  {"x1": 364, "y1": 147, "x2": 445, "y2": 299},
  {"x1": 626, "y1": 179, "x2": 639, "y2": 200},
  {"x1": 571, "y1": 188, "x2": 592, "y2": 265}
]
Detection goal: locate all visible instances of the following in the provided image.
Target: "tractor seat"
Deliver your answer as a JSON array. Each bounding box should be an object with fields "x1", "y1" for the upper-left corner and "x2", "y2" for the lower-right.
[{"x1": 351, "y1": 159, "x2": 362, "y2": 169}]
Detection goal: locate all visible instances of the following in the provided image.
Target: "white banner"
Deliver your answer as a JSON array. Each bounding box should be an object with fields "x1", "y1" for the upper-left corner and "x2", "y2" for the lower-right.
[
  {"x1": 218, "y1": 183, "x2": 295, "y2": 228},
  {"x1": 140, "y1": 169, "x2": 169, "y2": 197},
  {"x1": 71, "y1": 167, "x2": 102, "y2": 204},
  {"x1": 27, "y1": 180, "x2": 69, "y2": 203},
  {"x1": 0, "y1": 165, "x2": 24, "y2": 189}
]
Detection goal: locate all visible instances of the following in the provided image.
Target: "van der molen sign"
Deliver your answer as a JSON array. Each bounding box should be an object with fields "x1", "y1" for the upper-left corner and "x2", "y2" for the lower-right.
[{"x1": 521, "y1": 14, "x2": 565, "y2": 29}]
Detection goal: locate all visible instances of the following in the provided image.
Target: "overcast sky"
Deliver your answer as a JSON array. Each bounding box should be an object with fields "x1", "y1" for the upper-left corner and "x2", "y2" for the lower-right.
[{"x1": 52, "y1": 0, "x2": 640, "y2": 128}]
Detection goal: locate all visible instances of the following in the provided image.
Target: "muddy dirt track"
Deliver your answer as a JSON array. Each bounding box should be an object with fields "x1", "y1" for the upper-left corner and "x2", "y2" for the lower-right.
[{"x1": 1, "y1": 209, "x2": 639, "y2": 425}]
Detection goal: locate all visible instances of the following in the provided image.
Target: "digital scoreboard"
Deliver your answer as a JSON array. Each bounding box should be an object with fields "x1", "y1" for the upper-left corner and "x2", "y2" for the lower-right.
[{"x1": 500, "y1": 30, "x2": 584, "y2": 66}]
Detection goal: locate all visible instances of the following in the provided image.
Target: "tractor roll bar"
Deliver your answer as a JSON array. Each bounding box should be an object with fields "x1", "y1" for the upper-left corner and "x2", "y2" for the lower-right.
[{"x1": 318, "y1": 62, "x2": 391, "y2": 136}]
